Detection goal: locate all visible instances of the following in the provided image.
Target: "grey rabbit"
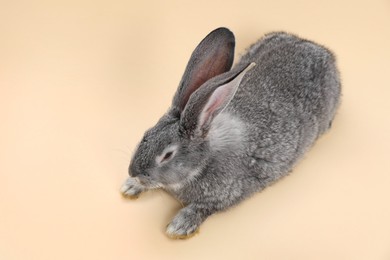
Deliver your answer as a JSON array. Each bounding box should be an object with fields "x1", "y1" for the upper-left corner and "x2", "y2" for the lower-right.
[{"x1": 121, "y1": 27, "x2": 341, "y2": 239}]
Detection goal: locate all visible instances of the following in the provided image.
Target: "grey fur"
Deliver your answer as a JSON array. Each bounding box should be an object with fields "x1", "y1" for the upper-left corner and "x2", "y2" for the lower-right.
[{"x1": 121, "y1": 28, "x2": 341, "y2": 238}]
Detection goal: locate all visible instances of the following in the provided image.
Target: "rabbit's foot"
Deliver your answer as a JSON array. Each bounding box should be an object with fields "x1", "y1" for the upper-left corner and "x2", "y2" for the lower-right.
[
  {"x1": 166, "y1": 206, "x2": 206, "y2": 239},
  {"x1": 120, "y1": 177, "x2": 145, "y2": 199}
]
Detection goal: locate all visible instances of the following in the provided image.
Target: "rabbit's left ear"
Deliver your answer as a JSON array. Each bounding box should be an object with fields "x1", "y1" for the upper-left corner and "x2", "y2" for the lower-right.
[
  {"x1": 172, "y1": 28, "x2": 235, "y2": 113},
  {"x1": 180, "y1": 63, "x2": 255, "y2": 137}
]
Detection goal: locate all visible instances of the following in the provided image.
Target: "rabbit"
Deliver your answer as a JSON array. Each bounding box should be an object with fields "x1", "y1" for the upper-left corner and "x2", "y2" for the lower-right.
[{"x1": 120, "y1": 27, "x2": 341, "y2": 239}]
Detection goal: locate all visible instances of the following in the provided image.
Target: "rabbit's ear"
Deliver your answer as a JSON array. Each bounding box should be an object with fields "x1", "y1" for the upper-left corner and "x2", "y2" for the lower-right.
[
  {"x1": 181, "y1": 63, "x2": 255, "y2": 137},
  {"x1": 172, "y1": 28, "x2": 235, "y2": 113}
]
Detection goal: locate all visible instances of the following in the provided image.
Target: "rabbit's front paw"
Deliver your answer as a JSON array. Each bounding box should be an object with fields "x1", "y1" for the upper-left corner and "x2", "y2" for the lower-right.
[
  {"x1": 120, "y1": 177, "x2": 145, "y2": 199},
  {"x1": 166, "y1": 206, "x2": 203, "y2": 239}
]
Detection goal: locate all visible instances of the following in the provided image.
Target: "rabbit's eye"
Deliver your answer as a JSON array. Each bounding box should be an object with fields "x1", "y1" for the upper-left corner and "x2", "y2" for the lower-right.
[
  {"x1": 162, "y1": 151, "x2": 173, "y2": 162},
  {"x1": 156, "y1": 144, "x2": 178, "y2": 165}
]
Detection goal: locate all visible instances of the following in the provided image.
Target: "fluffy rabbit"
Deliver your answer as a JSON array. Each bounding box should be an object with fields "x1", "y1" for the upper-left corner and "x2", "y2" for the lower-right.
[{"x1": 121, "y1": 27, "x2": 341, "y2": 239}]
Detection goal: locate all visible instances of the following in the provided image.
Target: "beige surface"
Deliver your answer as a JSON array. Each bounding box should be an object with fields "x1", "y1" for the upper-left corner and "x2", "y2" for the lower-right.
[{"x1": 1, "y1": 0, "x2": 390, "y2": 259}]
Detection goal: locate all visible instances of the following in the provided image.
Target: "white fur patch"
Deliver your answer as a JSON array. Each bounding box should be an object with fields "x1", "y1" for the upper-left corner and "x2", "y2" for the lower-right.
[
  {"x1": 208, "y1": 113, "x2": 246, "y2": 152},
  {"x1": 166, "y1": 168, "x2": 201, "y2": 192}
]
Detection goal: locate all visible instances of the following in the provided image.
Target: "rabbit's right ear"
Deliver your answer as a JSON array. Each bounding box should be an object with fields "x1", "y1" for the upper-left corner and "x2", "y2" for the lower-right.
[
  {"x1": 180, "y1": 62, "x2": 255, "y2": 138},
  {"x1": 172, "y1": 28, "x2": 235, "y2": 113}
]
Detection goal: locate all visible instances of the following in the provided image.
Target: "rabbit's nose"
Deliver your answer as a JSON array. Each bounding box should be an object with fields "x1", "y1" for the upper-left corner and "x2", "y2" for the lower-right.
[{"x1": 128, "y1": 165, "x2": 140, "y2": 177}]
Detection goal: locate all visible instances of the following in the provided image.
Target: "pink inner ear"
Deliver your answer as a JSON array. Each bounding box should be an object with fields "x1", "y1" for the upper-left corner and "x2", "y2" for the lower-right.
[
  {"x1": 199, "y1": 84, "x2": 231, "y2": 128},
  {"x1": 204, "y1": 86, "x2": 228, "y2": 114}
]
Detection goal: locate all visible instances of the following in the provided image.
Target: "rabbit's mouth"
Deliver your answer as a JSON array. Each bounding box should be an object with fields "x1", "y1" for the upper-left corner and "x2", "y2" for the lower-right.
[
  {"x1": 136, "y1": 177, "x2": 148, "y2": 186},
  {"x1": 137, "y1": 176, "x2": 163, "y2": 189}
]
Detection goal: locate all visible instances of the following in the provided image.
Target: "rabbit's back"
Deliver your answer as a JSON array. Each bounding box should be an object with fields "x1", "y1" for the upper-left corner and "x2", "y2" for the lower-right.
[{"x1": 228, "y1": 32, "x2": 341, "y2": 180}]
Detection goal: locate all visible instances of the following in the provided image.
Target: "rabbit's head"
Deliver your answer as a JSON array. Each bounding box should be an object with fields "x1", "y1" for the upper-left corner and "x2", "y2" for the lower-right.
[{"x1": 128, "y1": 28, "x2": 254, "y2": 189}]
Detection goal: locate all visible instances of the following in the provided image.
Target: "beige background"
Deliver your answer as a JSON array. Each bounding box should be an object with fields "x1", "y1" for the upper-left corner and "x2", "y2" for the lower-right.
[{"x1": 1, "y1": 0, "x2": 390, "y2": 259}]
